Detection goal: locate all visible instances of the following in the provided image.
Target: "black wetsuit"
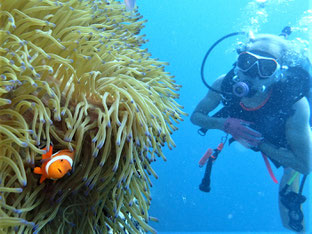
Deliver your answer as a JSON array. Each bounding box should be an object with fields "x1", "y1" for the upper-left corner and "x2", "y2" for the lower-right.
[{"x1": 213, "y1": 67, "x2": 311, "y2": 167}]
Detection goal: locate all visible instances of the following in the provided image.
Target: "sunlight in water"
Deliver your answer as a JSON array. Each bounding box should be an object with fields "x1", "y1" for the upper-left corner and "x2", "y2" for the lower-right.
[
  {"x1": 291, "y1": 10, "x2": 312, "y2": 59},
  {"x1": 234, "y1": 0, "x2": 312, "y2": 60},
  {"x1": 238, "y1": 0, "x2": 295, "y2": 33}
]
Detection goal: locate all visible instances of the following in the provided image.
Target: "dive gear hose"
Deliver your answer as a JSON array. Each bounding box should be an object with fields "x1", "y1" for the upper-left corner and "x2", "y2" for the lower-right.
[{"x1": 200, "y1": 32, "x2": 246, "y2": 95}]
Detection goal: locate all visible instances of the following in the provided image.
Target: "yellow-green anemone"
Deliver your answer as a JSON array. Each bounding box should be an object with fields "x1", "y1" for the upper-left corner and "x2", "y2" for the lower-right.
[{"x1": 0, "y1": 0, "x2": 185, "y2": 233}]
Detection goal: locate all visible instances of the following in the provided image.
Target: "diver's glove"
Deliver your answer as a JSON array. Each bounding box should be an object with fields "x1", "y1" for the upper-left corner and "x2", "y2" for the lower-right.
[{"x1": 224, "y1": 118, "x2": 263, "y2": 148}]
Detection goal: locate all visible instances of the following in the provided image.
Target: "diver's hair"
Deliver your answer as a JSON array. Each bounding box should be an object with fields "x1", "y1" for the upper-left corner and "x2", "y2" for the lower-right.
[
  {"x1": 248, "y1": 33, "x2": 289, "y2": 50},
  {"x1": 243, "y1": 33, "x2": 308, "y2": 68}
]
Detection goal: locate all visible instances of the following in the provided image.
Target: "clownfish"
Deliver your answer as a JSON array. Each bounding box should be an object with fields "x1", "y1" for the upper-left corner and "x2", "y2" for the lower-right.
[{"x1": 33, "y1": 145, "x2": 75, "y2": 183}]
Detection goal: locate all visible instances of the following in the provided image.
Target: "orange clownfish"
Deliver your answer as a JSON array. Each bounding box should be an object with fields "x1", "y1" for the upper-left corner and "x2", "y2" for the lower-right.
[{"x1": 34, "y1": 145, "x2": 75, "y2": 183}]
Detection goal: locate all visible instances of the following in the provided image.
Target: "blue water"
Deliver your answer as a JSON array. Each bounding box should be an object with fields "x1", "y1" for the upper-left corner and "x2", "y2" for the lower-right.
[{"x1": 134, "y1": 0, "x2": 312, "y2": 233}]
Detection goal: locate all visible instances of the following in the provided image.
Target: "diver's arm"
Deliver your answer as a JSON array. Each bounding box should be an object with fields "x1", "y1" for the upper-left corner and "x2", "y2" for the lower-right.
[
  {"x1": 190, "y1": 75, "x2": 226, "y2": 130},
  {"x1": 259, "y1": 98, "x2": 312, "y2": 174}
]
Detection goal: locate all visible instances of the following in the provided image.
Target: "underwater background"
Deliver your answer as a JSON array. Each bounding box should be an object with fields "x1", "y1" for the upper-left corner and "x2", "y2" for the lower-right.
[{"x1": 135, "y1": 0, "x2": 311, "y2": 233}]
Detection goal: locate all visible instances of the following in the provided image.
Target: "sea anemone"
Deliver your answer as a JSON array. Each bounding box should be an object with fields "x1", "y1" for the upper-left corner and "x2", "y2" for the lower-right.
[{"x1": 0, "y1": 0, "x2": 184, "y2": 233}]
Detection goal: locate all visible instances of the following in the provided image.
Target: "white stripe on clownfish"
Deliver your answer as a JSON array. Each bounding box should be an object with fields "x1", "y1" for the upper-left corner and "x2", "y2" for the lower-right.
[{"x1": 45, "y1": 155, "x2": 73, "y2": 175}]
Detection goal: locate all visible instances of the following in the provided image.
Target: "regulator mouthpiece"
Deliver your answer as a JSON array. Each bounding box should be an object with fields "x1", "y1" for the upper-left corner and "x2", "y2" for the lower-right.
[{"x1": 233, "y1": 81, "x2": 250, "y2": 97}]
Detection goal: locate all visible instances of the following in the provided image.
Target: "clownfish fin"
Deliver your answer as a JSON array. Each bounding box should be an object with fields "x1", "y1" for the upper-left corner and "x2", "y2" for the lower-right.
[
  {"x1": 39, "y1": 175, "x2": 47, "y2": 184},
  {"x1": 42, "y1": 145, "x2": 53, "y2": 160},
  {"x1": 33, "y1": 167, "x2": 43, "y2": 175}
]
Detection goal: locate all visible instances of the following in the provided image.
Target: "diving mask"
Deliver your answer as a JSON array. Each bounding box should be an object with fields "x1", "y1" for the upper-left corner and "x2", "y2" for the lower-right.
[{"x1": 236, "y1": 51, "x2": 280, "y2": 79}]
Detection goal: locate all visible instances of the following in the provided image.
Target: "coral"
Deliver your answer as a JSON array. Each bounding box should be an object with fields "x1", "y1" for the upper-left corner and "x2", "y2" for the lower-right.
[{"x1": 0, "y1": 0, "x2": 184, "y2": 233}]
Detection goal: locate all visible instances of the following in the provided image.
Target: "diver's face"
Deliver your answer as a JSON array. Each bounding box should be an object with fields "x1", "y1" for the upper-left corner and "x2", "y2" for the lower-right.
[{"x1": 236, "y1": 42, "x2": 282, "y2": 91}]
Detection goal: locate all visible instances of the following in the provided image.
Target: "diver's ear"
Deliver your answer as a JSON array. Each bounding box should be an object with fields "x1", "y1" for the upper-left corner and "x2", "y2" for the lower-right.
[
  {"x1": 279, "y1": 65, "x2": 289, "y2": 77},
  {"x1": 275, "y1": 65, "x2": 288, "y2": 82}
]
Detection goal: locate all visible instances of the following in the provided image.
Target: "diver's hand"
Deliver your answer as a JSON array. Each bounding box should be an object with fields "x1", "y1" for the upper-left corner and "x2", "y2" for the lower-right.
[{"x1": 224, "y1": 118, "x2": 263, "y2": 148}]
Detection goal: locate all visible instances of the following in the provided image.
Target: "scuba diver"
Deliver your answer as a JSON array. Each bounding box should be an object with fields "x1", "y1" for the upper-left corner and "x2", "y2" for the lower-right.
[{"x1": 191, "y1": 29, "x2": 312, "y2": 232}]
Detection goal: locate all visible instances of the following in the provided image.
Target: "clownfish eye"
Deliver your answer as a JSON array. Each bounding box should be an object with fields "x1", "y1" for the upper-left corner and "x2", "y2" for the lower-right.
[{"x1": 61, "y1": 159, "x2": 63, "y2": 162}]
